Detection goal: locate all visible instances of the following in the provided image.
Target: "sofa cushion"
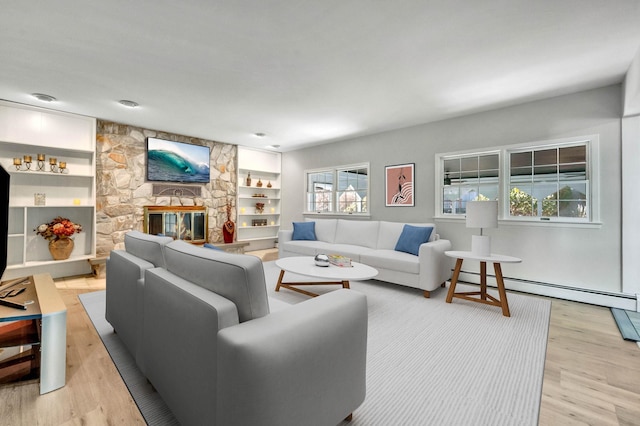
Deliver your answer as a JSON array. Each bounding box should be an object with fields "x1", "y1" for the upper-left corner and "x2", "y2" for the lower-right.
[
  {"x1": 394, "y1": 225, "x2": 433, "y2": 256},
  {"x1": 163, "y1": 240, "x2": 270, "y2": 322},
  {"x1": 306, "y1": 218, "x2": 337, "y2": 243},
  {"x1": 124, "y1": 230, "x2": 174, "y2": 267},
  {"x1": 334, "y1": 220, "x2": 379, "y2": 249},
  {"x1": 377, "y1": 221, "x2": 437, "y2": 249},
  {"x1": 281, "y1": 240, "x2": 335, "y2": 256},
  {"x1": 360, "y1": 249, "x2": 421, "y2": 274},
  {"x1": 292, "y1": 221, "x2": 317, "y2": 240}
]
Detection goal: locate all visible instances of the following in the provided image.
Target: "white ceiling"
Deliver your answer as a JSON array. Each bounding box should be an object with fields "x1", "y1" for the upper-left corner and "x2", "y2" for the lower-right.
[{"x1": 2, "y1": 1, "x2": 640, "y2": 152}]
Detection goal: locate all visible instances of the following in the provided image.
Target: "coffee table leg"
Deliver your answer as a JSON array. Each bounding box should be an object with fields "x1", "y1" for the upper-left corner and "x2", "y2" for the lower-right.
[
  {"x1": 342, "y1": 280, "x2": 350, "y2": 289},
  {"x1": 493, "y1": 263, "x2": 511, "y2": 317},
  {"x1": 275, "y1": 269, "x2": 285, "y2": 292},
  {"x1": 446, "y1": 258, "x2": 464, "y2": 303}
]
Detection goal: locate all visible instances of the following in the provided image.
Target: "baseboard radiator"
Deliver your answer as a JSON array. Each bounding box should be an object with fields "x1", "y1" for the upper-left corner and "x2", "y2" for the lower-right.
[{"x1": 455, "y1": 270, "x2": 638, "y2": 311}]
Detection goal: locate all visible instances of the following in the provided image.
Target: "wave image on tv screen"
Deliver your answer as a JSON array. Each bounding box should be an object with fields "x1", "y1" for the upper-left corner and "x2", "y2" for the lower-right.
[{"x1": 147, "y1": 138, "x2": 210, "y2": 183}]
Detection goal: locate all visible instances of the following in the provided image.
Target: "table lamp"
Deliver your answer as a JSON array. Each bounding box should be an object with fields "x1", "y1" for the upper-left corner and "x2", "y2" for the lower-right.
[{"x1": 466, "y1": 200, "x2": 498, "y2": 256}]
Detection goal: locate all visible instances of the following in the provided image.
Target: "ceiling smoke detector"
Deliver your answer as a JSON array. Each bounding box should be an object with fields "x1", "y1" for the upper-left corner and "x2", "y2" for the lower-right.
[{"x1": 31, "y1": 93, "x2": 56, "y2": 102}]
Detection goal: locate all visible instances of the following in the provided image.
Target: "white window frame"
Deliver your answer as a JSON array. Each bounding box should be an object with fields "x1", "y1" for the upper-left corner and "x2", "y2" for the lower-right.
[
  {"x1": 304, "y1": 162, "x2": 370, "y2": 216},
  {"x1": 435, "y1": 135, "x2": 600, "y2": 225}
]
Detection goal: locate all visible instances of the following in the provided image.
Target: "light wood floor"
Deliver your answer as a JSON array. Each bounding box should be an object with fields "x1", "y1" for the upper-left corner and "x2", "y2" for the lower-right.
[{"x1": 1, "y1": 260, "x2": 639, "y2": 425}]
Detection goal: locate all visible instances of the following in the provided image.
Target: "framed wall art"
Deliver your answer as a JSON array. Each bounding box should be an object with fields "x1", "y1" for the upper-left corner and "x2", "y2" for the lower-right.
[{"x1": 385, "y1": 163, "x2": 414, "y2": 206}]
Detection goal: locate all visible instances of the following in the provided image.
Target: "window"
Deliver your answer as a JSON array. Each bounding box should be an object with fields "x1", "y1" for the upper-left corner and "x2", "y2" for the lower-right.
[
  {"x1": 305, "y1": 164, "x2": 369, "y2": 214},
  {"x1": 508, "y1": 144, "x2": 588, "y2": 220},
  {"x1": 441, "y1": 153, "x2": 500, "y2": 215},
  {"x1": 436, "y1": 136, "x2": 597, "y2": 223}
]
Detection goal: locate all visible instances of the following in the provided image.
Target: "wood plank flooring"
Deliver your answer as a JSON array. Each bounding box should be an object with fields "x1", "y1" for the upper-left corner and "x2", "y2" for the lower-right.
[{"x1": 1, "y1": 267, "x2": 639, "y2": 425}]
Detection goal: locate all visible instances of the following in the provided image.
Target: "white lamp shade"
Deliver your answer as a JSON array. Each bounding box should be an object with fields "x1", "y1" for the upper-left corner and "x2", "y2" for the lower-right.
[{"x1": 466, "y1": 200, "x2": 498, "y2": 229}]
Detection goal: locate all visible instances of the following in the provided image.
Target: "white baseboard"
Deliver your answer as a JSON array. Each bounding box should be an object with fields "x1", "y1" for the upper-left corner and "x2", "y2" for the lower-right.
[{"x1": 456, "y1": 271, "x2": 637, "y2": 310}]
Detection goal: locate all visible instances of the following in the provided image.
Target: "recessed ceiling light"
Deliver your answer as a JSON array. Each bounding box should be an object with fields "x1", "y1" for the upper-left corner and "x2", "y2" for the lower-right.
[
  {"x1": 266, "y1": 144, "x2": 281, "y2": 150},
  {"x1": 118, "y1": 100, "x2": 139, "y2": 108},
  {"x1": 254, "y1": 132, "x2": 266, "y2": 137},
  {"x1": 31, "y1": 93, "x2": 56, "y2": 102}
]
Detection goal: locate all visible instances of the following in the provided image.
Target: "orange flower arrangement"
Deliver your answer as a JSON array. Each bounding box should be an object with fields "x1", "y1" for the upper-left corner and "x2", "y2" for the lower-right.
[{"x1": 35, "y1": 216, "x2": 82, "y2": 241}]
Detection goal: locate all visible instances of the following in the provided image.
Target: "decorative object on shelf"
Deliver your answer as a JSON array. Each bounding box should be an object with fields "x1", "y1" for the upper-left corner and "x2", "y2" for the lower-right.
[
  {"x1": 49, "y1": 157, "x2": 57, "y2": 172},
  {"x1": 23, "y1": 155, "x2": 32, "y2": 170},
  {"x1": 59, "y1": 161, "x2": 67, "y2": 173},
  {"x1": 385, "y1": 163, "x2": 415, "y2": 207},
  {"x1": 267, "y1": 181, "x2": 272, "y2": 188},
  {"x1": 13, "y1": 157, "x2": 22, "y2": 170},
  {"x1": 256, "y1": 178, "x2": 263, "y2": 187},
  {"x1": 37, "y1": 153, "x2": 46, "y2": 171},
  {"x1": 252, "y1": 193, "x2": 267, "y2": 198},
  {"x1": 314, "y1": 254, "x2": 330, "y2": 267},
  {"x1": 35, "y1": 216, "x2": 82, "y2": 261},
  {"x1": 252, "y1": 219, "x2": 267, "y2": 226},
  {"x1": 223, "y1": 200, "x2": 235, "y2": 243},
  {"x1": 34, "y1": 193, "x2": 46, "y2": 206},
  {"x1": 255, "y1": 202, "x2": 265, "y2": 214},
  {"x1": 240, "y1": 207, "x2": 246, "y2": 214},
  {"x1": 246, "y1": 172, "x2": 251, "y2": 186}
]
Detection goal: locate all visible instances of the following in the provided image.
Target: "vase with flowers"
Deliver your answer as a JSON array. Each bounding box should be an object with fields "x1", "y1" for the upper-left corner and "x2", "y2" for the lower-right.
[{"x1": 35, "y1": 216, "x2": 82, "y2": 260}]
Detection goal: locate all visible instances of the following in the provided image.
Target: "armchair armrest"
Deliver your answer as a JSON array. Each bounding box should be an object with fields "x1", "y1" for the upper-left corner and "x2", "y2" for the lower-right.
[
  {"x1": 278, "y1": 229, "x2": 294, "y2": 258},
  {"x1": 217, "y1": 289, "x2": 368, "y2": 426},
  {"x1": 418, "y1": 238, "x2": 453, "y2": 293}
]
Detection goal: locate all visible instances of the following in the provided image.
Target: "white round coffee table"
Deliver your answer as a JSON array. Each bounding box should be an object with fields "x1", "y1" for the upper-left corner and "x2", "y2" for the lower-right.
[{"x1": 275, "y1": 256, "x2": 378, "y2": 297}]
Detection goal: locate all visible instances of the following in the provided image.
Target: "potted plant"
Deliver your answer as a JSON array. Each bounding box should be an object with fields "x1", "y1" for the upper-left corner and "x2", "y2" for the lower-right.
[{"x1": 35, "y1": 216, "x2": 82, "y2": 260}]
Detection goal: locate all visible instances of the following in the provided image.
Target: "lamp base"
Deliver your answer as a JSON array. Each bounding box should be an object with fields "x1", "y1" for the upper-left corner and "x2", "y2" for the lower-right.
[{"x1": 471, "y1": 235, "x2": 491, "y2": 257}]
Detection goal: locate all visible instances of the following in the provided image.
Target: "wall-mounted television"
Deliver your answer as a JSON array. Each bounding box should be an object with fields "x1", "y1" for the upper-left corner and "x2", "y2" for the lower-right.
[{"x1": 146, "y1": 137, "x2": 210, "y2": 183}]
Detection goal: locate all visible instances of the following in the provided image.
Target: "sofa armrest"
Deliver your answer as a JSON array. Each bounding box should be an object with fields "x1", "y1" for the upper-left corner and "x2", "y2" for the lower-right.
[
  {"x1": 278, "y1": 229, "x2": 293, "y2": 258},
  {"x1": 418, "y1": 238, "x2": 453, "y2": 291},
  {"x1": 217, "y1": 289, "x2": 368, "y2": 426}
]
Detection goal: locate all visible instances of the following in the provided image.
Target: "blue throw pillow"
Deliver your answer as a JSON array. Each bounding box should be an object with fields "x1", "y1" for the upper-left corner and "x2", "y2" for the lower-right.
[
  {"x1": 394, "y1": 225, "x2": 433, "y2": 256},
  {"x1": 292, "y1": 221, "x2": 317, "y2": 241},
  {"x1": 203, "y1": 243, "x2": 223, "y2": 251}
]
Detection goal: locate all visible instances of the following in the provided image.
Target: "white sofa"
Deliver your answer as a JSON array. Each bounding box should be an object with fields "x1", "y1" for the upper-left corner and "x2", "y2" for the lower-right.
[{"x1": 278, "y1": 219, "x2": 452, "y2": 297}]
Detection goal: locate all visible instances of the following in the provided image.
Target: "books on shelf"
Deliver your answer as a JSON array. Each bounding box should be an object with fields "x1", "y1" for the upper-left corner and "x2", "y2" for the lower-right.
[{"x1": 328, "y1": 254, "x2": 352, "y2": 267}]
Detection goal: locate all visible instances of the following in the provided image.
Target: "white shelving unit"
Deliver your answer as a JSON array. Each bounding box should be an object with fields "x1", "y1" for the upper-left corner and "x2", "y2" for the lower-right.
[
  {"x1": 0, "y1": 101, "x2": 96, "y2": 280},
  {"x1": 237, "y1": 147, "x2": 281, "y2": 250}
]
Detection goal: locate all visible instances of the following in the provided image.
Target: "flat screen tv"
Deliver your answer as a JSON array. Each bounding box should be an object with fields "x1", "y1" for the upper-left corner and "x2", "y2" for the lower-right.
[
  {"x1": 146, "y1": 137, "x2": 210, "y2": 183},
  {"x1": 0, "y1": 165, "x2": 9, "y2": 281}
]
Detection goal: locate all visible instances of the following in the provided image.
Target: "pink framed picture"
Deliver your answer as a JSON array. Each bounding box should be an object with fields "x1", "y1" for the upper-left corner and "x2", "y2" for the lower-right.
[{"x1": 385, "y1": 163, "x2": 414, "y2": 206}]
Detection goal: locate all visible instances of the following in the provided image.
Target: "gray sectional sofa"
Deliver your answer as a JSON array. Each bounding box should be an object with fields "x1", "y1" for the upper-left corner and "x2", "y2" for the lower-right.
[
  {"x1": 106, "y1": 231, "x2": 368, "y2": 426},
  {"x1": 279, "y1": 218, "x2": 452, "y2": 297}
]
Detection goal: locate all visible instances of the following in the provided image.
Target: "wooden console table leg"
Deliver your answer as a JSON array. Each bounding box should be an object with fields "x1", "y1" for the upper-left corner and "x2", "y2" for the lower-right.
[
  {"x1": 493, "y1": 263, "x2": 511, "y2": 317},
  {"x1": 480, "y1": 261, "x2": 487, "y2": 300},
  {"x1": 275, "y1": 270, "x2": 285, "y2": 292},
  {"x1": 446, "y1": 258, "x2": 464, "y2": 303},
  {"x1": 342, "y1": 280, "x2": 350, "y2": 289}
]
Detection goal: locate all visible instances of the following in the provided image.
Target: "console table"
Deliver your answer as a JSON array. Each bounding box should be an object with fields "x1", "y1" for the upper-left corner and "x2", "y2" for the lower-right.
[
  {"x1": 444, "y1": 251, "x2": 521, "y2": 317},
  {"x1": 0, "y1": 273, "x2": 67, "y2": 393}
]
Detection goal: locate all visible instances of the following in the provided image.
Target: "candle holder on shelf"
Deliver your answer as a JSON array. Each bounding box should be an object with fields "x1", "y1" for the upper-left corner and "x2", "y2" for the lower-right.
[
  {"x1": 49, "y1": 157, "x2": 57, "y2": 172},
  {"x1": 59, "y1": 161, "x2": 67, "y2": 173},
  {"x1": 23, "y1": 155, "x2": 32, "y2": 170},
  {"x1": 37, "y1": 153, "x2": 46, "y2": 171},
  {"x1": 13, "y1": 157, "x2": 22, "y2": 170}
]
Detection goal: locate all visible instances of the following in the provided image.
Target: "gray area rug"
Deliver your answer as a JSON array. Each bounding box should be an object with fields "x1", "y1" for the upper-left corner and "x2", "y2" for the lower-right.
[
  {"x1": 611, "y1": 308, "x2": 640, "y2": 341},
  {"x1": 81, "y1": 261, "x2": 551, "y2": 425}
]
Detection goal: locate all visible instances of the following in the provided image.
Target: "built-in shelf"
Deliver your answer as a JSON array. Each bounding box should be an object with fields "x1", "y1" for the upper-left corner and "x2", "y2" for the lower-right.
[
  {"x1": 0, "y1": 101, "x2": 97, "y2": 280},
  {"x1": 237, "y1": 147, "x2": 281, "y2": 250}
]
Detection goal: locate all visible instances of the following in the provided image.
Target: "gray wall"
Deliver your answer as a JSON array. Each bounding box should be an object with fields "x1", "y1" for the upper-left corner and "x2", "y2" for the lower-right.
[{"x1": 281, "y1": 85, "x2": 622, "y2": 295}]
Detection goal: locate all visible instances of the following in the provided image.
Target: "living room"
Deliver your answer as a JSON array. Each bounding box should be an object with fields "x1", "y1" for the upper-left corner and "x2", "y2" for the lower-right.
[{"x1": 1, "y1": 1, "x2": 640, "y2": 425}]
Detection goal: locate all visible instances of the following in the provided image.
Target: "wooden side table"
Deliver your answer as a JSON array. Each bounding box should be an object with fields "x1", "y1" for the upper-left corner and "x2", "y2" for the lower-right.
[{"x1": 445, "y1": 251, "x2": 521, "y2": 317}]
